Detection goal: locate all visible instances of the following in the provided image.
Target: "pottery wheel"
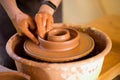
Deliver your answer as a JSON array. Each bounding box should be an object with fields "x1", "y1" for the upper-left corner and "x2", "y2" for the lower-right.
[{"x1": 24, "y1": 28, "x2": 94, "y2": 62}]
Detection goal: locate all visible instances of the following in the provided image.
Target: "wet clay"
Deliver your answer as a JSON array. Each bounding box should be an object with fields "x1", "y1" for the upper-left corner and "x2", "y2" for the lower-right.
[
  {"x1": 38, "y1": 28, "x2": 80, "y2": 51},
  {"x1": 47, "y1": 28, "x2": 70, "y2": 42},
  {"x1": 24, "y1": 27, "x2": 95, "y2": 62}
]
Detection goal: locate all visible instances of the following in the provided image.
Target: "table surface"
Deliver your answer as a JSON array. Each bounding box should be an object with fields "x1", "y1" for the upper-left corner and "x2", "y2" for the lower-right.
[{"x1": 86, "y1": 15, "x2": 120, "y2": 80}]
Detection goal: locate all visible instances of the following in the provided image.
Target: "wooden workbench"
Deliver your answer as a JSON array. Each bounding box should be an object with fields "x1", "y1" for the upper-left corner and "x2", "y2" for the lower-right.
[{"x1": 85, "y1": 15, "x2": 120, "y2": 80}]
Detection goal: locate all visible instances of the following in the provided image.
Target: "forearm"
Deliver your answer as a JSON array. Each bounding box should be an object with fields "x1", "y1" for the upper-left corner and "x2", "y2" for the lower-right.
[
  {"x1": 39, "y1": 0, "x2": 62, "y2": 15},
  {"x1": 0, "y1": 0, "x2": 22, "y2": 19}
]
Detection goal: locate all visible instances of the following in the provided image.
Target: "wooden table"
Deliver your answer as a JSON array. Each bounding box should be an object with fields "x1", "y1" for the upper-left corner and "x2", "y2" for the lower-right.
[{"x1": 85, "y1": 15, "x2": 120, "y2": 80}]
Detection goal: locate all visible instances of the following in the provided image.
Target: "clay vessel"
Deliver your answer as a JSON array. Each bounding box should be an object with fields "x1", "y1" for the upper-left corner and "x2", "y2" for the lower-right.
[
  {"x1": 6, "y1": 23, "x2": 112, "y2": 80},
  {"x1": 47, "y1": 28, "x2": 70, "y2": 42},
  {"x1": 38, "y1": 28, "x2": 80, "y2": 51},
  {"x1": 24, "y1": 27, "x2": 94, "y2": 62},
  {"x1": 0, "y1": 65, "x2": 30, "y2": 80}
]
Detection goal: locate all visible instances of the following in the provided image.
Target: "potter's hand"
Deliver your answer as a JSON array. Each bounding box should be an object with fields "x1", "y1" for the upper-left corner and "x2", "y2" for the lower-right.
[
  {"x1": 35, "y1": 12, "x2": 53, "y2": 38},
  {"x1": 12, "y1": 13, "x2": 39, "y2": 44}
]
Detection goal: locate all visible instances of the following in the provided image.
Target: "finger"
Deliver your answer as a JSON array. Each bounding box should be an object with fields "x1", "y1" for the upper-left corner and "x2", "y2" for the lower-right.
[
  {"x1": 24, "y1": 28, "x2": 39, "y2": 44},
  {"x1": 18, "y1": 32, "x2": 23, "y2": 36},
  {"x1": 15, "y1": 27, "x2": 24, "y2": 36},
  {"x1": 28, "y1": 18, "x2": 35, "y2": 30},
  {"x1": 21, "y1": 23, "x2": 39, "y2": 44},
  {"x1": 37, "y1": 21, "x2": 46, "y2": 38},
  {"x1": 40, "y1": 14, "x2": 48, "y2": 38},
  {"x1": 46, "y1": 15, "x2": 54, "y2": 32},
  {"x1": 35, "y1": 14, "x2": 46, "y2": 38},
  {"x1": 42, "y1": 14, "x2": 47, "y2": 30}
]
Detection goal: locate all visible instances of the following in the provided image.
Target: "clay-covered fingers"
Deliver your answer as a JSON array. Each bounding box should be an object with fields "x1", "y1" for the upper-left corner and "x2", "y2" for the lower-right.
[
  {"x1": 12, "y1": 12, "x2": 39, "y2": 44},
  {"x1": 20, "y1": 19, "x2": 39, "y2": 44},
  {"x1": 22, "y1": 27, "x2": 39, "y2": 44},
  {"x1": 35, "y1": 12, "x2": 53, "y2": 38},
  {"x1": 28, "y1": 17, "x2": 36, "y2": 30},
  {"x1": 35, "y1": 13, "x2": 46, "y2": 38},
  {"x1": 46, "y1": 14, "x2": 53, "y2": 32}
]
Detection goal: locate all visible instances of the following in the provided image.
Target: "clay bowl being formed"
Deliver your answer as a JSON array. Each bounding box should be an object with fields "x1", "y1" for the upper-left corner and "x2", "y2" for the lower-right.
[
  {"x1": 6, "y1": 23, "x2": 112, "y2": 80},
  {"x1": 47, "y1": 28, "x2": 70, "y2": 42},
  {"x1": 38, "y1": 28, "x2": 80, "y2": 51},
  {"x1": 24, "y1": 27, "x2": 94, "y2": 62}
]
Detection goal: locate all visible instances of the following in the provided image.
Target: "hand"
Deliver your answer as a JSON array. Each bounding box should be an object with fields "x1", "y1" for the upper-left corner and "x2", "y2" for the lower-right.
[
  {"x1": 35, "y1": 12, "x2": 53, "y2": 38},
  {"x1": 12, "y1": 13, "x2": 39, "y2": 44}
]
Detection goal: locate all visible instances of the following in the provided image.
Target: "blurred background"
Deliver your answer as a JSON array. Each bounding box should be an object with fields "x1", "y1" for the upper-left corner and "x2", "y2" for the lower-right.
[{"x1": 62, "y1": 0, "x2": 120, "y2": 24}]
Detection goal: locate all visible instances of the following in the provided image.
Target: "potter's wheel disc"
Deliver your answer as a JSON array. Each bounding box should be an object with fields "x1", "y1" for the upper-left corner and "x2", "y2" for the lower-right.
[{"x1": 24, "y1": 32, "x2": 94, "y2": 62}]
